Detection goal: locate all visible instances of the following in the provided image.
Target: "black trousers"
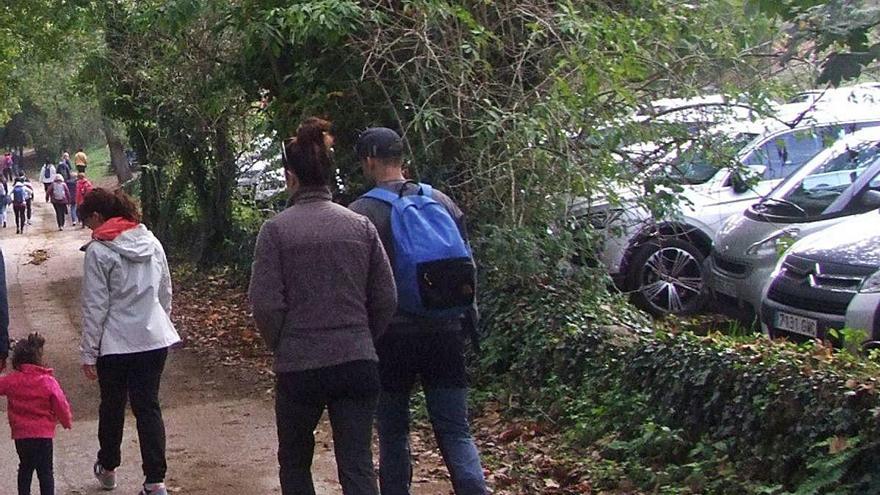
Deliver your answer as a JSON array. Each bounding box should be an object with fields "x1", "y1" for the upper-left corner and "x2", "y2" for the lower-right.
[
  {"x1": 13, "y1": 205, "x2": 26, "y2": 231},
  {"x1": 276, "y1": 360, "x2": 380, "y2": 495},
  {"x1": 96, "y1": 347, "x2": 169, "y2": 484},
  {"x1": 26, "y1": 198, "x2": 31, "y2": 221},
  {"x1": 51, "y1": 203, "x2": 66, "y2": 228},
  {"x1": 15, "y1": 438, "x2": 53, "y2": 495}
]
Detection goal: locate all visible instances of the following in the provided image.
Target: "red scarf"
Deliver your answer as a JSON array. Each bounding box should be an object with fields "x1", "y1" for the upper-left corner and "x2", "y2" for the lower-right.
[{"x1": 92, "y1": 217, "x2": 139, "y2": 241}]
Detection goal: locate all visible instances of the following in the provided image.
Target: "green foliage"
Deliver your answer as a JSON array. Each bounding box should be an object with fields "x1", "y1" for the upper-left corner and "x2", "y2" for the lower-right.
[
  {"x1": 827, "y1": 328, "x2": 869, "y2": 357},
  {"x1": 83, "y1": 144, "x2": 112, "y2": 181},
  {"x1": 478, "y1": 274, "x2": 880, "y2": 493},
  {"x1": 753, "y1": 0, "x2": 880, "y2": 85}
]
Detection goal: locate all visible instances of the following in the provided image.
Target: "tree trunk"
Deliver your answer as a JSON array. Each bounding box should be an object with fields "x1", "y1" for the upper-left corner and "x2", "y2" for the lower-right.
[
  {"x1": 196, "y1": 119, "x2": 236, "y2": 267},
  {"x1": 100, "y1": 117, "x2": 133, "y2": 184}
]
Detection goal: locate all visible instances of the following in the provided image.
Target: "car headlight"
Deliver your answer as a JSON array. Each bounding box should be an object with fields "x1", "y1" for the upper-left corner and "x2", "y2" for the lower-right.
[
  {"x1": 859, "y1": 269, "x2": 880, "y2": 293},
  {"x1": 745, "y1": 228, "x2": 800, "y2": 257}
]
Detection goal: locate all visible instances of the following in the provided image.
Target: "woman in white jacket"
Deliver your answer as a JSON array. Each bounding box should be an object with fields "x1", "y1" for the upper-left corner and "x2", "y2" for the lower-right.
[{"x1": 78, "y1": 188, "x2": 179, "y2": 495}]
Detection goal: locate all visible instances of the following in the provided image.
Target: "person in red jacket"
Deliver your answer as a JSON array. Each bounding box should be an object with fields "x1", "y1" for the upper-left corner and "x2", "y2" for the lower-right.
[
  {"x1": 0, "y1": 333, "x2": 72, "y2": 495},
  {"x1": 75, "y1": 173, "x2": 93, "y2": 229}
]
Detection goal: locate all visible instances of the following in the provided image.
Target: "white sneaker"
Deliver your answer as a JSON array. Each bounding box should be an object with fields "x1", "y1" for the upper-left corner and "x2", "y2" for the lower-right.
[
  {"x1": 139, "y1": 482, "x2": 168, "y2": 495},
  {"x1": 93, "y1": 462, "x2": 117, "y2": 490}
]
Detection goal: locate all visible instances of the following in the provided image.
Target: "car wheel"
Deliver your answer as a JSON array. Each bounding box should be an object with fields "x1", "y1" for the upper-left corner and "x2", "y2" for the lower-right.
[{"x1": 626, "y1": 238, "x2": 708, "y2": 316}]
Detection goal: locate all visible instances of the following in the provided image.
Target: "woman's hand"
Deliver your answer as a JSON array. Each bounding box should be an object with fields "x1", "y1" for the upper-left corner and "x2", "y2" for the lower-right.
[{"x1": 82, "y1": 364, "x2": 98, "y2": 381}]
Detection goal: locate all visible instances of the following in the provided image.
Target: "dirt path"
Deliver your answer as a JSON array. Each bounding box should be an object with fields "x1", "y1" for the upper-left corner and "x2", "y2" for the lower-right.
[{"x1": 0, "y1": 196, "x2": 452, "y2": 493}]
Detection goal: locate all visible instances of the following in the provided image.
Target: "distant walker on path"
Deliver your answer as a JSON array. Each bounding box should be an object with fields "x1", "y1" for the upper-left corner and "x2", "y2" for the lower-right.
[{"x1": 74, "y1": 148, "x2": 88, "y2": 174}]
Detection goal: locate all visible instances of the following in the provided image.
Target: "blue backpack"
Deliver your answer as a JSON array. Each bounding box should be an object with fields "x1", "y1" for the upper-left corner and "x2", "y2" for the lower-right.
[
  {"x1": 362, "y1": 182, "x2": 475, "y2": 319},
  {"x1": 12, "y1": 184, "x2": 26, "y2": 205}
]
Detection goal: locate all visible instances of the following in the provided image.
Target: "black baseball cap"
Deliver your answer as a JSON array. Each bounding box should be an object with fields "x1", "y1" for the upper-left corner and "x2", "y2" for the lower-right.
[{"x1": 355, "y1": 127, "x2": 404, "y2": 159}]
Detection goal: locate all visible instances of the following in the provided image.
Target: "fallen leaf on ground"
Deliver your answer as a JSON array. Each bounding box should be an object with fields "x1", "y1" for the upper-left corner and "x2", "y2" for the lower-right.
[{"x1": 25, "y1": 249, "x2": 49, "y2": 265}]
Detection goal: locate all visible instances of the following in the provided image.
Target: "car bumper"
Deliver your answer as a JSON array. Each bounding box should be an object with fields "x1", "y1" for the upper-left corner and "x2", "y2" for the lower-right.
[
  {"x1": 761, "y1": 298, "x2": 846, "y2": 342},
  {"x1": 705, "y1": 253, "x2": 775, "y2": 314}
]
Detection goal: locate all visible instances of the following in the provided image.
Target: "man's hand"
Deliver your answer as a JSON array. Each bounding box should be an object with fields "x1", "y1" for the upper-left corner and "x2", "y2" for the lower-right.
[{"x1": 82, "y1": 364, "x2": 97, "y2": 381}]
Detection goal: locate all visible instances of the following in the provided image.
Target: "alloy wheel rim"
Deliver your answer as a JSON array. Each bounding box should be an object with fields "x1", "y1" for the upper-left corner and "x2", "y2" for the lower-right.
[{"x1": 639, "y1": 247, "x2": 703, "y2": 314}]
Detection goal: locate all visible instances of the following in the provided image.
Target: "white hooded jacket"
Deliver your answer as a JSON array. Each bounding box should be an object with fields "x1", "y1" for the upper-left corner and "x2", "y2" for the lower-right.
[{"x1": 80, "y1": 224, "x2": 180, "y2": 365}]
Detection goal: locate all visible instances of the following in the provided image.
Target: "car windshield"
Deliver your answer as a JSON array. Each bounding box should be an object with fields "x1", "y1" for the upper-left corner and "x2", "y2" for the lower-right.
[
  {"x1": 664, "y1": 132, "x2": 759, "y2": 185},
  {"x1": 759, "y1": 141, "x2": 880, "y2": 216}
]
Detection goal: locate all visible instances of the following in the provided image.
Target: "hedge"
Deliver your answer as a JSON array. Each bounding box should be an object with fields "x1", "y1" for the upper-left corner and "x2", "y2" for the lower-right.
[{"x1": 478, "y1": 279, "x2": 880, "y2": 494}]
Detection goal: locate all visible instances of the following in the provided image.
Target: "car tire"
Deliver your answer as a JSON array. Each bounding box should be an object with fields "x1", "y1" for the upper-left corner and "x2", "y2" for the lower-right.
[{"x1": 626, "y1": 238, "x2": 708, "y2": 316}]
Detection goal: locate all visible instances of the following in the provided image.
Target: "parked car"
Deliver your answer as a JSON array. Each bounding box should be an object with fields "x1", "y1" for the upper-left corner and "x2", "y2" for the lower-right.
[
  {"x1": 254, "y1": 168, "x2": 286, "y2": 204},
  {"x1": 760, "y1": 210, "x2": 880, "y2": 343},
  {"x1": 576, "y1": 103, "x2": 880, "y2": 316},
  {"x1": 707, "y1": 126, "x2": 880, "y2": 319},
  {"x1": 786, "y1": 83, "x2": 880, "y2": 107},
  {"x1": 236, "y1": 134, "x2": 278, "y2": 196}
]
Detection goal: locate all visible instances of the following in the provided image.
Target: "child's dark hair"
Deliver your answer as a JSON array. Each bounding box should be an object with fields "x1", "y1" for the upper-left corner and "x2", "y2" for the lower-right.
[
  {"x1": 282, "y1": 117, "x2": 333, "y2": 187},
  {"x1": 78, "y1": 188, "x2": 141, "y2": 223},
  {"x1": 12, "y1": 333, "x2": 45, "y2": 370}
]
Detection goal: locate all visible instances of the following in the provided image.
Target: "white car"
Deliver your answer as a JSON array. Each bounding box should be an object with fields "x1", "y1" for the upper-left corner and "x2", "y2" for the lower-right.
[
  {"x1": 786, "y1": 83, "x2": 880, "y2": 107},
  {"x1": 707, "y1": 126, "x2": 880, "y2": 319},
  {"x1": 254, "y1": 168, "x2": 286, "y2": 204},
  {"x1": 578, "y1": 103, "x2": 880, "y2": 316}
]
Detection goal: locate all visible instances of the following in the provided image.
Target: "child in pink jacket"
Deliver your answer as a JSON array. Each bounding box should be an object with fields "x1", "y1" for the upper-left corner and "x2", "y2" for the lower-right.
[{"x1": 0, "y1": 333, "x2": 72, "y2": 495}]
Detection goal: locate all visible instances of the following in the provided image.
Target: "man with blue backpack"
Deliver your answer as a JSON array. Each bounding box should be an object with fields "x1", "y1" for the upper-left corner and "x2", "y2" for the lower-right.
[{"x1": 349, "y1": 127, "x2": 487, "y2": 495}]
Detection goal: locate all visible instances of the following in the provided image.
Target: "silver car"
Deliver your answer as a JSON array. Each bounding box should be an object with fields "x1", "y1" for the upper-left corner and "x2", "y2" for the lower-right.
[
  {"x1": 583, "y1": 105, "x2": 880, "y2": 316},
  {"x1": 760, "y1": 211, "x2": 880, "y2": 342},
  {"x1": 707, "y1": 126, "x2": 880, "y2": 317}
]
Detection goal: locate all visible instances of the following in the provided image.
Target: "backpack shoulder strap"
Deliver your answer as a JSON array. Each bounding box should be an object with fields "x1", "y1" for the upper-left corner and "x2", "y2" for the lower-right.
[
  {"x1": 361, "y1": 187, "x2": 399, "y2": 205},
  {"x1": 418, "y1": 183, "x2": 433, "y2": 199}
]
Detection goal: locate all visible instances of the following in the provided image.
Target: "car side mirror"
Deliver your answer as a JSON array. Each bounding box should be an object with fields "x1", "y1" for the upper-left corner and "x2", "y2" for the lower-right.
[
  {"x1": 860, "y1": 189, "x2": 880, "y2": 210},
  {"x1": 731, "y1": 175, "x2": 749, "y2": 194},
  {"x1": 731, "y1": 165, "x2": 766, "y2": 194}
]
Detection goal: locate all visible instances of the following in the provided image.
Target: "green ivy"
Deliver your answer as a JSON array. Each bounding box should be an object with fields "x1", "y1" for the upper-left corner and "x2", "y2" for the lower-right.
[{"x1": 478, "y1": 272, "x2": 880, "y2": 493}]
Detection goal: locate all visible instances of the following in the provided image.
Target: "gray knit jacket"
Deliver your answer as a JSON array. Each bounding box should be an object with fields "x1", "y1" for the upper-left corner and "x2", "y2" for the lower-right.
[{"x1": 248, "y1": 187, "x2": 397, "y2": 372}]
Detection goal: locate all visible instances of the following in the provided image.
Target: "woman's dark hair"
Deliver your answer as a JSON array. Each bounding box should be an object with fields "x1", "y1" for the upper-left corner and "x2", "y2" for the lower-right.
[
  {"x1": 78, "y1": 188, "x2": 141, "y2": 222},
  {"x1": 282, "y1": 117, "x2": 333, "y2": 187},
  {"x1": 12, "y1": 333, "x2": 45, "y2": 370}
]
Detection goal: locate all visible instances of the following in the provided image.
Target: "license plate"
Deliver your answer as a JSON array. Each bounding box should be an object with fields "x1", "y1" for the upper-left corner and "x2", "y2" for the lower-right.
[
  {"x1": 714, "y1": 277, "x2": 737, "y2": 298},
  {"x1": 775, "y1": 311, "x2": 818, "y2": 338}
]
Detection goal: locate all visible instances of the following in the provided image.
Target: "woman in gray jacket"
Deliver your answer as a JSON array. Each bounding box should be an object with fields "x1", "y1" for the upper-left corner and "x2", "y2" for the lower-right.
[
  {"x1": 249, "y1": 118, "x2": 397, "y2": 495},
  {"x1": 79, "y1": 188, "x2": 180, "y2": 495}
]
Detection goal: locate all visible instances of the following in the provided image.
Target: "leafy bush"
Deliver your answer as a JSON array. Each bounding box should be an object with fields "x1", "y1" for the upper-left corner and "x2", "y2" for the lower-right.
[{"x1": 478, "y1": 273, "x2": 880, "y2": 493}]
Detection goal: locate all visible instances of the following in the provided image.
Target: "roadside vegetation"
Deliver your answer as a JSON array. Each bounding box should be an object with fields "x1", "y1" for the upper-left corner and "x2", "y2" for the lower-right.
[{"x1": 2, "y1": 0, "x2": 880, "y2": 493}]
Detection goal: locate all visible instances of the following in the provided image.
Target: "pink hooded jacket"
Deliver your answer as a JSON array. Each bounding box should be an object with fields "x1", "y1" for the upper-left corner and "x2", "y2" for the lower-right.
[{"x1": 0, "y1": 364, "x2": 72, "y2": 439}]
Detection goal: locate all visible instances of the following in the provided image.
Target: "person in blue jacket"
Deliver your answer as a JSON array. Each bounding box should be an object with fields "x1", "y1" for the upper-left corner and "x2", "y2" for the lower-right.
[{"x1": 0, "y1": 247, "x2": 9, "y2": 370}]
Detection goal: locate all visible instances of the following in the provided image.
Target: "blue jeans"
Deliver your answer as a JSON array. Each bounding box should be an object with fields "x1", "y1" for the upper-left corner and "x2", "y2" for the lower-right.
[
  {"x1": 69, "y1": 203, "x2": 77, "y2": 224},
  {"x1": 377, "y1": 388, "x2": 487, "y2": 495}
]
